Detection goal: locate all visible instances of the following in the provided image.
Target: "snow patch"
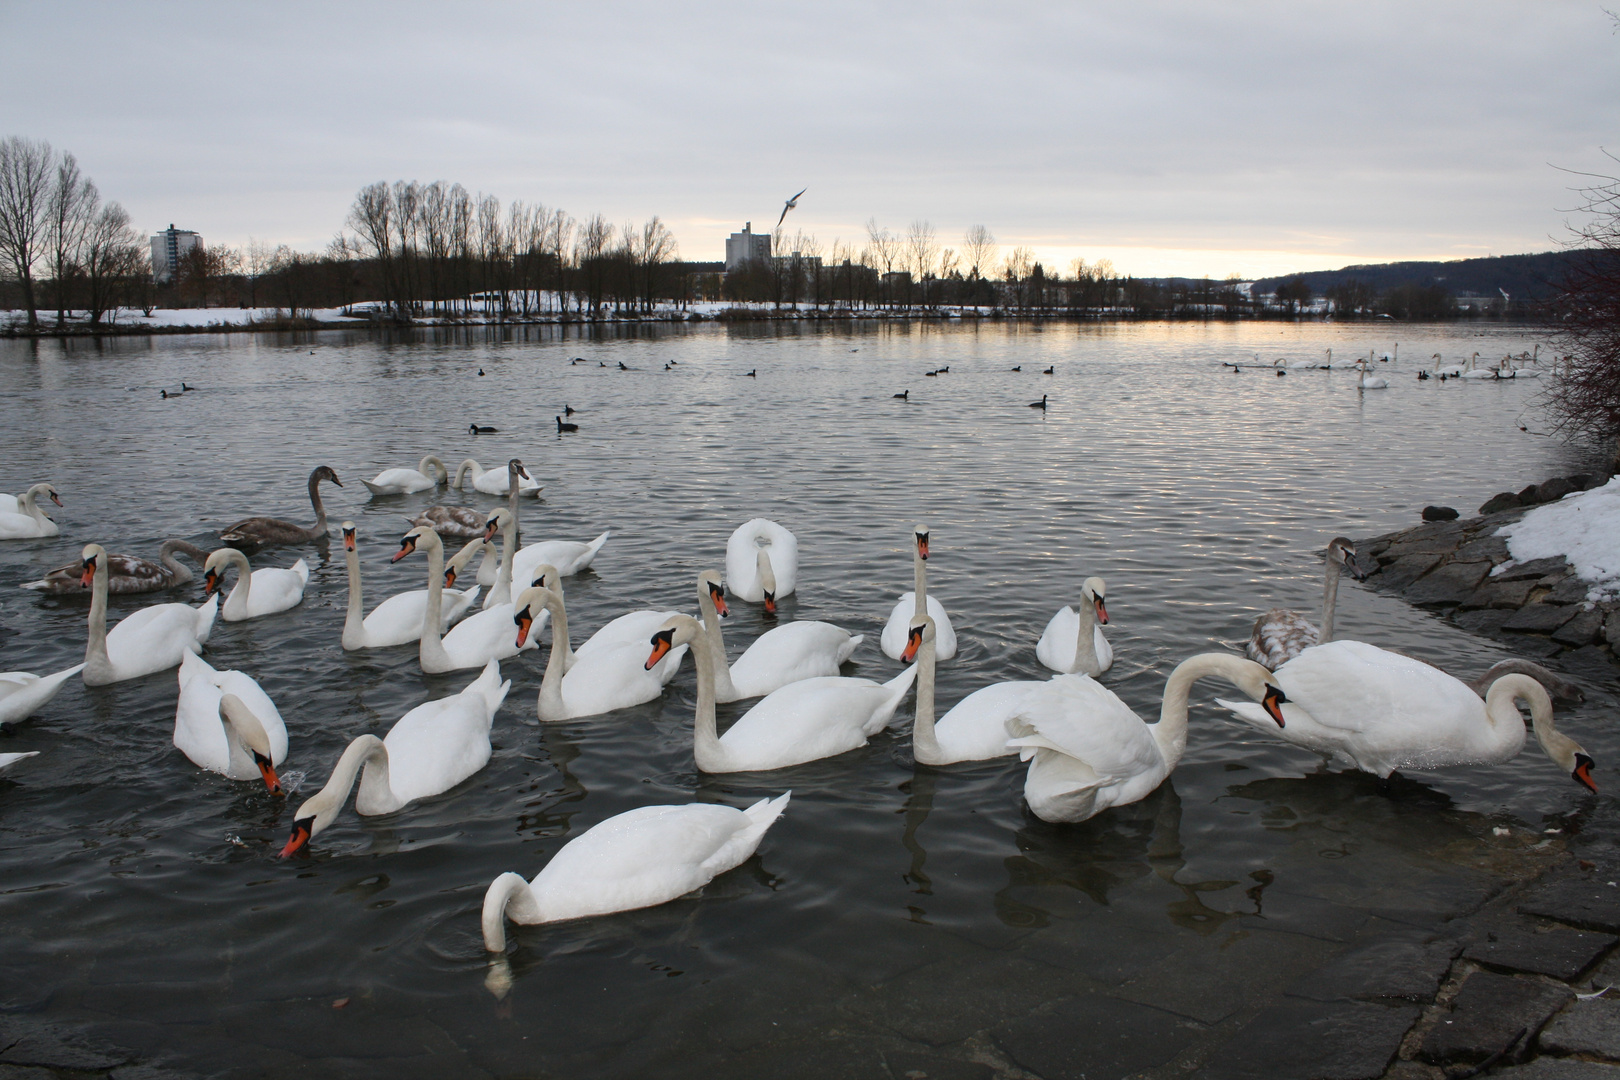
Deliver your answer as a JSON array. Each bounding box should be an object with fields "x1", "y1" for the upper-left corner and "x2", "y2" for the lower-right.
[{"x1": 1495, "y1": 476, "x2": 1620, "y2": 601}]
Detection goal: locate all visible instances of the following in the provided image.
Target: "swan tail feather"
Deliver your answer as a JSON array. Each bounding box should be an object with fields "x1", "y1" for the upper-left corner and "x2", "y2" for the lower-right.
[
  {"x1": 290, "y1": 559, "x2": 310, "y2": 584},
  {"x1": 582, "y1": 531, "x2": 611, "y2": 563},
  {"x1": 467, "y1": 658, "x2": 511, "y2": 716},
  {"x1": 837, "y1": 634, "x2": 864, "y2": 665},
  {"x1": 869, "y1": 664, "x2": 921, "y2": 731},
  {"x1": 195, "y1": 594, "x2": 219, "y2": 644},
  {"x1": 18, "y1": 578, "x2": 49, "y2": 591}
]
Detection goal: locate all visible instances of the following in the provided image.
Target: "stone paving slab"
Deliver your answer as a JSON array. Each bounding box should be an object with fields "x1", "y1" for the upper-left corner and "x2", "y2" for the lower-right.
[
  {"x1": 0, "y1": 1025, "x2": 134, "y2": 1071},
  {"x1": 1491, "y1": 1061, "x2": 1620, "y2": 1079},
  {"x1": 1463, "y1": 926, "x2": 1618, "y2": 981},
  {"x1": 1418, "y1": 970, "x2": 1574, "y2": 1065},
  {"x1": 1404, "y1": 560, "x2": 1492, "y2": 606},
  {"x1": 1495, "y1": 557, "x2": 1574, "y2": 582},
  {"x1": 0, "y1": 1066, "x2": 57, "y2": 1080},
  {"x1": 1191, "y1": 1000, "x2": 1420, "y2": 1080},
  {"x1": 1539, "y1": 997, "x2": 1620, "y2": 1059},
  {"x1": 1519, "y1": 868, "x2": 1620, "y2": 934},
  {"x1": 1554, "y1": 607, "x2": 1606, "y2": 647},
  {"x1": 991, "y1": 993, "x2": 1197, "y2": 1079},
  {"x1": 1502, "y1": 603, "x2": 1581, "y2": 634},
  {"x1": 1381, "y1": 553, "x2": 1445, "y2": 590},
  {"x1": 1456, "y1": 608, "x2": 1515, "y2": 634},
  {"x1": 1286, "y1": 937, "x2": 1462, "y2": 1003}
]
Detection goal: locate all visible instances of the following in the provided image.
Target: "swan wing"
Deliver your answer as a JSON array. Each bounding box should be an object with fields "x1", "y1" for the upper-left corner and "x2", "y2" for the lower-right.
[
  {"x1": 1247, "y1": 608, "x2": 1318, "y2": 670},
  {"x1": 726, "y1": 519, "x2": 796, "y2": 600},
  {"x1": 720, "y1": 672, "x2": 911, "y2": 771},
  {"x1": 245, "y1": 565, "x2": 307, "y2": 616},
  {"x1": 577, "y1": 610, "x2": 685, "y2": 660},
  {"x1": 557, "y1": 640, "x2": 686, "y2": 719},
  {"x1": 105, "y1": 602, "x2": 210, "y2": 678},
  {"x1": 174, "y1": 665, "x2": 232, "y2": 774},
  {"x1": 1006, "y1": 675, "x2": 1161, "y2": 786},
  {"x1": 0, "y1": 664, "x2": 86, "y2": 726},
  {"x1": 439, "y1": 603, "x2": 540, "y2": 669},
  {"x1": 1035, "y1": 607, "x2": 1079, "y2": 671}
]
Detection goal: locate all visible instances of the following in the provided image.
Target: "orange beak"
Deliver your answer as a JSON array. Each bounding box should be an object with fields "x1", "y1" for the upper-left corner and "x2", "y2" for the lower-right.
[
  {"x1": 343, "y1": 531, "x2": 356, "y2": 552},
  {"x1": 482, "y1": 519, "x2": 499, "y2": 542},
  {"x1": 514, "y1": 611, "x2": 533, "y2": 648},
  {"x1": 390, "y1": 535, "x2": 417, "y2": 563},
  {"x1": 646, "y1": 632, "x2": 673, "y2": 670},
  {"x1": 1262, "y1": 685, "x2": 1287, "y2": 728},
  {"x1": 279, "y1": 819, "x2": 312, "y2": 858},
  {"x1": 917, "y1": 534, "x2": 929, "y2": 560},
  {"x1": 763, "y1": 591, "x2": 776, "y2": 616},
  {"x1": 444, "y1": 567, "x2": 458, "y2": 588},
  {"x1": 48, "y1": 490, "x2": 63, "y2": 507},
  {"x1": 1574, "y1": 755, "x2": 1598, "y2": 793},
  {"x1": 1094, "y1": 598, "x2": 1109, "y2": 625},
  {"x1": 710, "y1": 586, "x2": 729, "y2": 617},
  {"x1": 203, "y1": 569, "x2": 221, "y2": 596},
  {"x1": 254, "y1": 752, "x2": 283, "y2": 796},
  {"x1": 901, "y1": 628, "x2": 922, "y2": 663},
  {"x1": 80, "y1": 557, "x2": 95, "y2": 588}
]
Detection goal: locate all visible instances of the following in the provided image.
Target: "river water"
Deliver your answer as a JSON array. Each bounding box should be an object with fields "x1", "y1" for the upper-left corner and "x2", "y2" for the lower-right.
[{"x1": 0, "y1": 321, "x2": 1611, "y2": 1079}]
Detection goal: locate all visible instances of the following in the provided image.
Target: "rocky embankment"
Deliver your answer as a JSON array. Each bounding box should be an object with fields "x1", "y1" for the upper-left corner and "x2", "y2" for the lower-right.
[{"x1": 1357, "y1": 472, "x2": 1619, "y2": 682}]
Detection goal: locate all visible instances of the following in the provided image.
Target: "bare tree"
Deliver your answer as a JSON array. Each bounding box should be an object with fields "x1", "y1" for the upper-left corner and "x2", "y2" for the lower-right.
[
  {"x1": 865, "y1": 219, "x2": 897, "y2": 274},
  {"x1": 962, "y1": 224, "x2": 996, "y2": 281},
  {"x1": 576, "y1": 213, "x2": 612, "y2": 315},
  {"x1": 636, "y1": 215, "x2": 677, "y2": 312},
  {"x1": 1003, "y1": 246, "x2": 1033, "y2": 282},
  {"x1": 45, "y1": 152, "x2": 95, "y2": 327},
  {"x1": 242, "y1": 237, "x2": 274, "y2": 308},
  {"x1": 178, "y1": 243, "x2": 237, "y2": 308},
  {"x1": 79, "y1": 201, "x2": 144, "y2": 325},
  {"x1": 905, "y1": 220, "x2": 938, "y2": 279},
  {"x1": 0, "y1": 136, "x2": 55, "y2": 327},
  {"x1": 1548, "y1": 151, "x2": 1620, "y2": 445},
  {"x1": 346, "y1": 182, "x2": 399, "y2": 318}
]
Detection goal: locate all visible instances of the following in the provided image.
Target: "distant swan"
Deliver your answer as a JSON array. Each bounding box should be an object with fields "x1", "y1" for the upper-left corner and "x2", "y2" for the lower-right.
[
  {"x1": 1036, "y1": 576, "x2": 1112, "y2": 675},
  {"x1": 456, "y1": 458, "x2": 540, "y2": 498},
  {"x1": 220, "y1": 466, "x2": 342, "y2": 549},
  {"x1": 727, "y1": 518, "x2": 798, "y2": 614},
  {"x1": 362, "y1": 455, "x2": 449, "y2": 495},
  {"x1": 0, "y1": 483, "x2": 61, "y2": 539}
]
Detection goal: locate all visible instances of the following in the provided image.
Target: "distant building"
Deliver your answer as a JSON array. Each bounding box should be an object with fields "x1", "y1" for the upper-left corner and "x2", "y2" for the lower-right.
[
  {"x1": 151, "y1": 225, "x2": 202, "y2": 284},
  {"x1": 725, "y1": 223, "x2": 771, "y2": 271}
]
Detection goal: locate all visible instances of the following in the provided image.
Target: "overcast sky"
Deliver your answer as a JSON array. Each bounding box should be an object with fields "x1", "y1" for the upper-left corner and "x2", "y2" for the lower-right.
[{"x1": 4, "y1": 1, "x2": 1618, "y2": 278}]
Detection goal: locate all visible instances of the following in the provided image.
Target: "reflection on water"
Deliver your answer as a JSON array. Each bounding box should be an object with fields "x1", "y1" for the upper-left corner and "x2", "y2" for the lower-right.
[{"x1": 0, "y1": 321, "x2": 1609, "y2": 1077}]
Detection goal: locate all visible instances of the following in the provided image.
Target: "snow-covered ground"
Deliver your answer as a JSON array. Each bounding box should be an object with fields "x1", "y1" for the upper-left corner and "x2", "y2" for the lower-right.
[
  {"x1": 0, "y1": 306, "x2": 356, "y2": 330},
  {"x1": 1497, "y1": 476, "x2": 1620, "y2": 601}
]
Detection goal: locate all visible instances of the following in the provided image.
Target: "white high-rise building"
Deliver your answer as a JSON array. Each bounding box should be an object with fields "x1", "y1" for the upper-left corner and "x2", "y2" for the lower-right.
[
  {"x1": 725, "y1": 222, "x2": 771, "y2": 271},
  {"x1": 151, "y1": 225, "x2": 202, "y2": 284}
]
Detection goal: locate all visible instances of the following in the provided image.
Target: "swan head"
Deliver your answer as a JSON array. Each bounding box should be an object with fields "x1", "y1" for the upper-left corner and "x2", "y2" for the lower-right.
[
  {"x1": 483, "y1": 508, "x2": 512, "y2": 542},
  {"x1": 1081, "y1": 577, "x2": 1109, "y2": 625},
  {"x1": 1326, "y1": 538, "x2": 1367, "y2": 581},
  {"x1": 26, "y1": 483, "x2": 62, "y2": 508},
  {"x1": 756, "y1": 548, "x2": 778, "y2": 615},
  {"x1": 699, "y1": 570, "x2": 729, "y2": 617},
  {"x1": 902, "y1": 613, "x2": 935, "y2": 663},
  {"x1": 202, "y1": 548, "x2": 243, "y2": 597},
  {"x1": 647, "y1": 614, "x2": 703, "y2": 670},
  {"x1": 526, "y1": 563, "x2": 562, "y2": 595},
  {"x1": 313, "y1": 465, "x2": 342, "y2": 487},
  {"x1": 79, "y1": 543, "x2": 107, "y2": 588},
  {"x1": 341, "y1": 522, "x2": 357, "y2": 552},
  {"x1": 512, "y1": 586, "x2": 560, "y2": 648},
  {"x1": 219, "y1": 693, "x2": 281, "y2": 795},
  {"x1": 1489, "y1": 674, "x2": 1597, "y2": 792},
  {"x1": 391, "y1": 525, "x2": 439, "y2": 563},
  {"x1": 914, "y1": 525, "x2": 930, "y2": 561},
  {"x1": 445, "y1": 539, "x2": 491, "y2": 588},
  {"x1": 507, "y1": 459, "x2": 529, "y2": 481}
]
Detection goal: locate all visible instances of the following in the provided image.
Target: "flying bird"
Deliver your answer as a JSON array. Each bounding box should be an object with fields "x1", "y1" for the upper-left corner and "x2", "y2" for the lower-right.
[{"x1": 776, "y1": 188, "x2": 807, "y2": 228}]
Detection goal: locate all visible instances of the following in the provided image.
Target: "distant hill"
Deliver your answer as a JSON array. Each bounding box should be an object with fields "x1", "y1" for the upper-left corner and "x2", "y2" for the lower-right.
[{"x1": 1249, "y1": 250, "x2": 1586, "y2": 301}]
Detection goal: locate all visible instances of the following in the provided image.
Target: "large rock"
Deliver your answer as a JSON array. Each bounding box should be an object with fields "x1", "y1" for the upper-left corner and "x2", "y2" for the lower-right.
[
  {"x1": 1547, "y1": 576, "x2": 1593, "y2": 604},
  {"x1": 1468, "y1": 578, "x2": 1546, "y2": 610},
  {"x1": 1482, "y1": 492, "x2": 1523, "y2": 515},
  {"x1": 1381, "y1": 552, "x2": 1446, "y2": 590},
  {"x1": 1607, "y1": 606, "x2": 1620, "y2": 650},
  {"x1": 1193, "y1": 1000, "x2": 1420, "y2": 1080},
  {"x1": 1553, "y1": 607, "x2": 1605, "y2": 647},
  {"x1": 1418, "y1": 970, "x2": 1573, "y2": 1065},
  {"x1": 1501, "y1": 603, "x2": 1581, "y2": 635},
  {"x1": 1540, "y1": 997, "x2": 1620, "y2": 1059},
  {"x1": 1455, "y1": 609, "x2": 1514, "y2": 635},
  {"x1": 1538, "y1": 476, "x2": 1579, "y2": 502},
  {"x1": 1405, "y1": 561, "x2": 1492, "y2": 606},
  {"x1": 1461, "y1": 924, "x2": 1617, "y2": 981},
  {"x1": 1423, "y1": 505, "x2": 1461, "y2": 521},
  {"x1": 1491, "y1": 1061, "x2": 1620, "y2": 1079},
  {"x1": 1455, "y1": 534, "x2": 1512, "y2": 564},
  {"x1": 1518, "y1": 866, "x2": 1620, "y2": 933},
  {"x1": 1494, "y1": 557, "x2": 1574, "y2": 582},
  {"x1": 1521, "y1": 484, "x2": 1546, "y2": 503}
]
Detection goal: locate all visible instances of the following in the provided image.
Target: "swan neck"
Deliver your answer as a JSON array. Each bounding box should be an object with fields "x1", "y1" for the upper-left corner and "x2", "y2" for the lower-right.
[
  {"x1": 912, "y1": 637, "x2": 941, "y2": 762},
  {"x1": 697, "y1": 582, "x2": 738, "y2": 701},
  {"x1": 913, "y1": 549, "x2": 927, "y2": 613},
  {"x1": 1155, "y1": 654, "x2": 1242, "y2": 770},
  {"x1": 456, "y1": 459, "x2": 477, "y2": 488},
  {"x1": 682, "y1": 619, "x2": 725, "y2": 770},
  {"x1": 1485, "y1": 674, "x2": 1549, "y2": 760},
  {"x1": 1072, "y1": 596, "x2": 1097, "y2": 673},
  {"x1": 536, "y1": 592, "x2": 569, "y2": 719},
  {"x1": 1321, "y1": 555, "x2": 1342, "y2": 644},
  {"x1": 85, "y1": 553, "x2": 110, "y2": 670},
  {"x1": 308, "y1": 470, "x2": 328, "y2": 534},
  {"x1": 221, "y1": 549, "x2": 251, "y2": 616},
  {"x1": 343, "y1": 540, "x2": 364, "y2": 643},
  {"x1": 482, "y1": 872, "x2": 538, "y2": 952},
  {"x1": 419, "y1": 534, "x2": 449, "y2": 668}
]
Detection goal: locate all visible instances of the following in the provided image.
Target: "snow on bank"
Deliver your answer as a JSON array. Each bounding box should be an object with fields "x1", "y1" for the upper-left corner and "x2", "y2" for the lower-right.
[{"x1": 1496, "y1": 476, "x2": 1620, "y2": 601}]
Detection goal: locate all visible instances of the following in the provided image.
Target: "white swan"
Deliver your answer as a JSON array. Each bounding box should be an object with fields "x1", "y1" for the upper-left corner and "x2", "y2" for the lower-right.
[
  {"x1": 481, "y1": 792, "x2": 791, "y2": 950},
  {"x1": 1036, "y1": 576, "x2": 1112, "y2": 675},
  {"x1": 203, "y1": 548, "x2": 308, "y2": 621},
  {"x1": 508, "y1": 514, "x2": 611, "y2": 597},
  {"x1": 0, "y1": 483, "x2": 62, "y2": 539},
  {"x1": 175, "y1": 653, "x2": 287, "y2": 792},
  {"x1": 697, "y1": 570, "x2": 863, "y2": 702},
  {"x1": 456, "y1": 457, "x2": 542, "y2": 497},
  {"x1": 0, "y1": 663, "x2": 86, "y2": 727},
  {"x1": 902, "y1": 613, "x2": 1044, "y2": 765},
  {"x1": 1009, "y1": 654, "x2": 1284, "y2": 824},
  {"x1": 1247, "y1": 538, "x2": 1364, "y2": 670},
  {"x1": 726, "y1": 518, "x2": 798, "y2": 612},
  {"x1": 1356, "y1": 359, "x2": 1389, "y2": 390},
  {"x1": 514, "y1": 586, "x2": 687, "y2": 721},
  {"x1": 0, "y1": 751, "x2": 39, "y2": 772},
  {"x1": 881, "y1": 525, "x2": 957, "y2": 660},
  {"x1": 361, "y1": 454, "x2": 449, "y2": 496},
  {"x1": 524, "y1": 562, "x2": 685, "y2": 675},
  {"x1": 341, "y1": 522, "x2": 482, "y2": 650},
  {"x1": 1459, "y1": 352, "x2": 1498, "y2": 380},
  {"x1": 81, "y1": 544, "x2": 217, "y2": 686},
  {"x1": 279, "y1": 659, "x2": 510, "y2": 856},
  {"x1": 1432, "y1": 353, "x2": 1466, "y2": 378},
  {"x1": 648, "y1": 614, "x2": 917, "y2": 772},
  {"x1": 1217, "y1": 640, "x2": 1596, "y2": 788},
  {"x1": 393, "y1": 526, "x2": 538, "y2": 673}
]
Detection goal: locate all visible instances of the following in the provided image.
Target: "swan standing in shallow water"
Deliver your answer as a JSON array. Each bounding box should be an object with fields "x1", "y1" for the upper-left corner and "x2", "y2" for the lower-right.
[
  {"x1": 695, "y1": 570, "x2": 862, "y2": 701},
  {"x1": 1217, "y1": 640, "x2": 1597, "y2": 787},
  {"x1": 393, "y1": 526, "x2": 538, "y2": 672},
  {"x1": 203, "y1": 548, "x2": 308, "y2": 621},
  {"x1": 881, "y1": 525, "x2": 956, "y2": 660},
  {"x1": 481, "y1": 792, "x2": 790, "y2": 950},
  {"x1": 279, "y1": 660, "x2": 510, "y2": 856},
  {"x1": 0, "y1": 484, "x2": 62, "y2": 539},
  {"x1": 1037, "y1": 577, "x2": 1112, "y2": 675},
  {"x1": 219, "y1": 466, "x2": 341, "y2": 550},
  {"x1": 1009, "y1": 655, "x2": 1285, "y2": 823},
  {"x1": 647, "y1": 614, "x2": 917, "y2": 772},
  {"x1": 361, "y1": 455, "x2": 449, "y2": 495},
  {"x1": 22, "y1": 540, "x2": 208, "y2": 594},
  {"x1": 174, "y1": 653, "x2": 286, "y2": 792},
  {"x1": 514, "y1": 586, "x2": 687, "y2": 721},
  {"x1": 1247, "y1": 538, "x2": 1364, "y2": 670},
  {"x1": 0, "y1": 664, "x2": 86, "y2": 727},
  {"x1": 902, "y1": 614, "x2": 1044, "y2": 765},
  {"x1": 80, "y1": 543, "x2": 217, "y2": 685},
  {"x1": 726, "y1": 519, "x2": 797, "y2": 613},
  {"x1": 341, "y1": 522, "x2": 482, "y2": 650}
]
